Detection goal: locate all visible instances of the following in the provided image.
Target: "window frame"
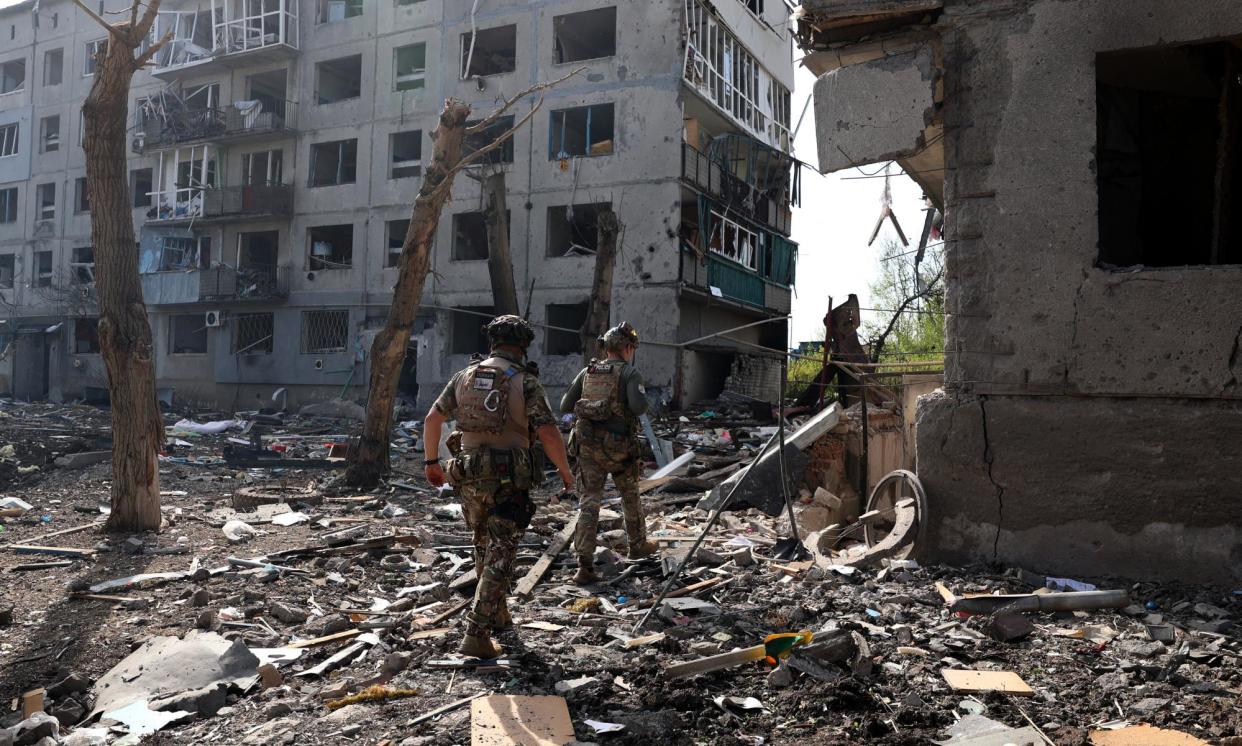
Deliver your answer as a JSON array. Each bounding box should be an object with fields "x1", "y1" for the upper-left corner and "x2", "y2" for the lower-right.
[
  {"x1": 548, "y1": 103, "x2": 615, "y2": 159},
  {"x1": 0, "y1": 187, "x2": 17, "y2": 224},
  {"x1": 315, "y1": 54, "x2": 363, "y2": 105},
  {"x1": 552, "y1": 7, "x2": 618, "y2": 65},
  {"x1": 168, "y1": 313, "x2": 209, "y2": 356},
  {"x1": 84, "y1": 39, "x2": 106, "y2": 77},
  {"x1": 0, "y1": 58, "x2": 26, "y2": 95},
  {"x1": 389, "y1": 130, "x2": 422, "y2": 179},
  {"x1": 385, "y1": 218, "x2": 409, "y2": 267},
  {"x1": 0, "y1": 122, "x2": 19, "y2": 158},
  {"x1": 43, "y1": 48, "x2": 63, "y2": 86},
  {"x1": 39, "y1": 115, "x2": 59, "y2": 153},
  {"x1": 35, "y1": 182, "x2": 55, "y2": 221},
  {"x1": 394, "y1": 42, "x2": 427, "y2": 92},
  {"x1": 308, "y1": 138, "x2": 358, "y2": 187},
  {"x1": 300, "y1": 309, "x2": 350, "y2": 354},
  {"x1": 460, "y1": 24, "x2": 518, "y2": 78},
  {"x1": 234, "y1": 312, "x2": 275, "y2": 355}
]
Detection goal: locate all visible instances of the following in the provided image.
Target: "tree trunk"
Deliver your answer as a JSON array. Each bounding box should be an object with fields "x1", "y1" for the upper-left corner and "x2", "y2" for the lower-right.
[
  {"x1": 580, "y1": 210, "x2": 621, "y2": 367},
  {"x1": 482, "y1": 171, "x2": 519, "y2": 317},
  {"x1": 82, "y1": 17, "x2": 167, "y2": 533},
  {"x1": 345, "y1": 101, "x2": 473, "y2": 488}
]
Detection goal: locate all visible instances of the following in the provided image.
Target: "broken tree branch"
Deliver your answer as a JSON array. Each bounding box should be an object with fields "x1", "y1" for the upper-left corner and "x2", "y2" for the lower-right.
[{"x1": 465, "y1": 66, "x2": 585, "y2": 135}]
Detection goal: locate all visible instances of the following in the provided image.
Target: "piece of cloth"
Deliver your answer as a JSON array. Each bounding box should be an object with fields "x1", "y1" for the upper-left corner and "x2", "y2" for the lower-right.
[
  {"x1": 459, "y1": 479, "x2": 525, "y2": 637},
  {"x1": 573, "y1": 432, "x2": 646, "y2": 564},
  {"x1": 560, "y1": 357, "x2": 648, "y2": 434}
]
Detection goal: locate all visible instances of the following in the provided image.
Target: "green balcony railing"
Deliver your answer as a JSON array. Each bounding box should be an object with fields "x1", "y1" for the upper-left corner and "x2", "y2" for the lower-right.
[{"x1": 707, "y1": 255, "x2": 765, "y2": 307}]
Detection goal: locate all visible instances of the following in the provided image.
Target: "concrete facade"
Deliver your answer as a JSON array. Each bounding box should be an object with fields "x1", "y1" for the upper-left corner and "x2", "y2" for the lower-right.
[
  {"x1": 0, "y1": 0, "x2": 799, "y2": 411},
  {"x1": 798, "y1": 0, "x2": 1242, "y2": 585}
]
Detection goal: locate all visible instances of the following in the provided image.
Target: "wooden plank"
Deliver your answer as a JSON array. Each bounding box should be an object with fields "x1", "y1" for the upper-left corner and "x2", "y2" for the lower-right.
[
  {"x1": 513, "y1": 516, "x2": 578, "y2": 598},
  {"x1": 2, "y1": 521, "x2": 104, "y2": 548},
  {"x1": 22, "y1": 689, "x2": 44, "y2": 719},
  {"x1": 70, "y1": 593, "x2": 142, "y2": 603},
  {"x1": 665, "y1": 645, "x2": 766, "y2": 680},
  {"x1": 11, "y1": 545, "x2": 95, "y2": 558},
  {"x1": 638, "y1": 475, "x2": 677, "y2": 494},
  {"x1": 408, "y1": 627, "x2": 453, "y2": 641},
  {"x1": 940, "y1": 669, "x2": 1034, "y2": 696},
  {"x1": 623, "y1": 633, "x2": 666, "y2": 649},
  {"x1": 426, "y1": 597, "x2": 472, "y2": 626},
  {"x1": 287, "y1": 629, "x2": 362, "y2": 649},
  {"x1": 470, "y1": 695, "x2": 574, "y2": 746},
  {"x1": 1089, "y1": 725, "x2": 1209, "y2": 746},
  {"x1": 619, "y1": 577, "x2": 725, "y2": 610}
]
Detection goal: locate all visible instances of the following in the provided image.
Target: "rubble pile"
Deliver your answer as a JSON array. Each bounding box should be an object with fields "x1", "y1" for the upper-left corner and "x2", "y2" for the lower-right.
[{"x1": 0, "y1": 400, "x2": 1238, "y2": 745}]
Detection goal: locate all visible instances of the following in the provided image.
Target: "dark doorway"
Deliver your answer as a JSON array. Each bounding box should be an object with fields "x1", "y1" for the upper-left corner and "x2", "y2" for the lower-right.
[
  {"x1": 13, "y1": 330, "x2": 49, "y2": 400},
  {"x1": 398, "y1": 345, "x2": 418, "y2": 399}
]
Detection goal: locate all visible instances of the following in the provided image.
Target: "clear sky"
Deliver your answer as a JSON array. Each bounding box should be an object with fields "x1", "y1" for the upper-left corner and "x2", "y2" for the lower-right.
[{"x1": 787, "y1": 64, "x2": 927, "y2": 344}]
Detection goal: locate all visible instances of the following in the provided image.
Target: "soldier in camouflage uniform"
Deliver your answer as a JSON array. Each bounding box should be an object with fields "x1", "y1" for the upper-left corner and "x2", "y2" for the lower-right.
[
  {"x1": 424, "y1": 315, "x2": 575, "y2": 659},
  {"x1": 560, "y1": 322, "x2": 658, "y2": 584}
]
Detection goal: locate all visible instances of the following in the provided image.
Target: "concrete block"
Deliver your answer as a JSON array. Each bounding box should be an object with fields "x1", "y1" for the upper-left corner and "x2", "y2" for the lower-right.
[{"x1": 813, "y1": 47, "x2": 937, "y2": 173}]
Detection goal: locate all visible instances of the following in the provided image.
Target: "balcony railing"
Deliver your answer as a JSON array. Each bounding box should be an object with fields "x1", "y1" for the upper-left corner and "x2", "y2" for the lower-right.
[
  {"x1": 139, "y1": 99, "x2": 296, "y2": 151},
  {"x1": 142, "y1": 265, "x2": 290, "y2": 305},
  {"x1": 201, "y1": 265, "x2": 290, "y2": 301},
  {"x1": 203, "y1": 184, "x2": 293, "y2": 219},
  {"x1": 682, "y1": 143, "x2": 793, "y2": 236},
  {"x1": 151, "y1": 0, "x2": 299, "y2": 76}
]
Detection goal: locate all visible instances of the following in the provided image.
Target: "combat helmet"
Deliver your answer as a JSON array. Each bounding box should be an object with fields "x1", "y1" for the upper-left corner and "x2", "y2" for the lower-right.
[
  {"x1": 485, "y1": 315, "x2": 536, "y2": 349},
  {"x1": 600, "y1": 321, "x2": 640, "y2": 350}
]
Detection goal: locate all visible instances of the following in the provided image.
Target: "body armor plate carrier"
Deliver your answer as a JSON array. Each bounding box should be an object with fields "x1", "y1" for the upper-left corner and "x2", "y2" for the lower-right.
[
  {"x1": 455, "y1": 361, "x2": 521, "y2": 434},
  {"x1": 574, "y1": 361, "x2": 628, "y2": 423}
]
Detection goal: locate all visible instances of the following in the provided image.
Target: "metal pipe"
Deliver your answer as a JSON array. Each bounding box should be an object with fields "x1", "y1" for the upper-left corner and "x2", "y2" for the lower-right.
[{"x1": 950, "y1": 590, "x2": 1130, "y2": 615}]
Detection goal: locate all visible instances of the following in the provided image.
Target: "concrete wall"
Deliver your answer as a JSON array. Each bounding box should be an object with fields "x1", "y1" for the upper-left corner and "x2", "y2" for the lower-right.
[{"x1": 909, "y1": 0, "x2": 1242, "y2": 584}]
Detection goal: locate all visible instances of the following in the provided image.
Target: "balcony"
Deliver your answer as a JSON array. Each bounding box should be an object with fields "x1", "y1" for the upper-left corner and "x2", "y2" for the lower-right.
[
  {"x1": 151, "y1": 0, "x2": 299, "y2": 80},
  {"x1": 203, "y1": 184, "x2": 293, "y2": 220},
  {"x1": 139, "y1": 100, "x2": 297, "y2": 151},
  {"x1": 682, "y1": 141, "x2": 795, "y2": 236},
  {"x1": 142, "y1": 265, "x2": 290, "y2": 306}
]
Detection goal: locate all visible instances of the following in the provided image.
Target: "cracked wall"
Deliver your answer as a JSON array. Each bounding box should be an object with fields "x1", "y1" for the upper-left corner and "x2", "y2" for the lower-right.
[{"x1": 910, "y1": 0, "x2": 1242, "y2": 585}]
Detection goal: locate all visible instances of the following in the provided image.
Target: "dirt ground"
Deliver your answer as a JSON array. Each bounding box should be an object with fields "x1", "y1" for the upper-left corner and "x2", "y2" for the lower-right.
[{"x1": 1, "y1": 403, "x2": 1239, "y2": 745}]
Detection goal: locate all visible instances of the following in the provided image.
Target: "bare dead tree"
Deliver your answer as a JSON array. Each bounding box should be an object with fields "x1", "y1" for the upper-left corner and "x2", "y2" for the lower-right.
[
  {"x1": 72, "y1": 0, "x2": 172, "y2": 532},
  {"x1": 345, "y1": 69, "x2": 581, "y2": 489},
  {"x1": 579, "y1": 210, "x2": 621, "y2": 368}
]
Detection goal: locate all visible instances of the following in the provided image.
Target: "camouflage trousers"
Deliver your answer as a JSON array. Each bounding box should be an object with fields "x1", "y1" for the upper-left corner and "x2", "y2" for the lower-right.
[
  {"x1": 459, "y1": 481, "x2": 526, "y2": 637},
  {"x1": 574, "y1": 432, "x2": 647, "y2": 564}
]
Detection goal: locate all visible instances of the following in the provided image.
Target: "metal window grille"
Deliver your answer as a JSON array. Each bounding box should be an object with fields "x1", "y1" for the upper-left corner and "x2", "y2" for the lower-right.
[
  {"x1": 234, "y1": 312, "x2": 274, "y2": 355},
  {"x1": 301, "y1": 310, "x2": 349, "y2": 353}
]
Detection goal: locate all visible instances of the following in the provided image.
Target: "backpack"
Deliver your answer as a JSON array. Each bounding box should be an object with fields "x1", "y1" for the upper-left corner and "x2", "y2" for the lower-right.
[{"x1": 455, "y1": 362, "x2": 521, "y2": 434}]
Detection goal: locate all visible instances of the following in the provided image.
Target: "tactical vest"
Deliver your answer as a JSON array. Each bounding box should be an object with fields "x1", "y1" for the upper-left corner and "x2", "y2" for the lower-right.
[
  {"x1": 454, "y1": 357, "x2": 530, "y2": 450},
  {"x1": 574, "y1": 361, "x2": 629, "y2": 423}
]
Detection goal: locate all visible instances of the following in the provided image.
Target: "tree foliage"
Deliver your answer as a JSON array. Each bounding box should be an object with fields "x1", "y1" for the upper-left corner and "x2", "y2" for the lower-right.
[{"x1": 862, "y1": 236, "x2": 945, "y2": 363}]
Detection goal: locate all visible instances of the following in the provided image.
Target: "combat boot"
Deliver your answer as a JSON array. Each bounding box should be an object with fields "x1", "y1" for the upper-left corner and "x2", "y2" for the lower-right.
[
  {"x1": 572, "y1": 563, "x2": 600, "y2": 585},
  {"x1": 459, "y1": 634, "x2": 503, "y2": 660},
  {"x1": 628, "y1": 539, "x2": 658, "y2": 559}
]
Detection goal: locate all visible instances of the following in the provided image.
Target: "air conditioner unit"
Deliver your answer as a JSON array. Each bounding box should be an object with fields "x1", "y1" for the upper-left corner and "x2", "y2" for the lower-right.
[
  {"x1": 131, "y1": 133, "x2": 145, "y2": 154},
  {"x1": 204, "y1": 310, "x2": 224, "y2": 328}
]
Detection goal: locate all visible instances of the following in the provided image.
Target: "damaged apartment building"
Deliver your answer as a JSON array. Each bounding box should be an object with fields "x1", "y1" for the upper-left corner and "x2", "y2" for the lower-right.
[
  {"x1": 796, "y1": 0, "x2": 1242, "y2": 585},
  {"x1": 0, "y1": 0, "x2": 799, "y2": 410}
]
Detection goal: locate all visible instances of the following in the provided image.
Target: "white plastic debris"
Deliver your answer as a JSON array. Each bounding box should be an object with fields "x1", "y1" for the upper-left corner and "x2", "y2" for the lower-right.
[
  {"x1": 0, "y1": 496, "x2": 33, "y2": 511},
  {"x1": 271, "y1": 512, "x2": 310, "y2": 527},
  {"x1": 223, "y1": 520, "x2": 260, "y2": 543},
  {"x1": 584, "y1": 720, "x2": 626, "y2": 734}
]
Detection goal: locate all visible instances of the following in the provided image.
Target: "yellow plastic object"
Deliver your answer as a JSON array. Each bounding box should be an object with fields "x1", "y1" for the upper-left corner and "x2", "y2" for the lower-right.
[{"x1": 762, "y1": 630, "x2": 814, "y2": 665}]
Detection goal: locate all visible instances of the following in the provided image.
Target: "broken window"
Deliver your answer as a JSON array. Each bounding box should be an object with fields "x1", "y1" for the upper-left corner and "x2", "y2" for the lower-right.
[
  {"x1": 545, "y1": 302, "x2": 589, "y2": 356},
  {"x1": 301, "y1": 309, "x2": 349, "y2": 353},
  {"x1": 549, "y1": 103, "x2": 615, "y2": 159},
  {"x1": 0, "y1": 187, "x2": 16, "y2": 223},
  {"x1": 238, "y1": 231, "x2": 278, "y2": 271},
  {"x1": 743, "y1": 0, "x2": 764, "y2": 17},
  {"x1": 33, "y1": 250, "x2": 52, "y2": 287},
  {"x1": 547, "y1": 202, "x2": 611, "y2": 257},
  {"x1": 1, "y1": 58, "x2": 25, "y2": 94},
  {"x1": 397, "y1": 0, "x2": 426, "y2": 5},
  {"x1": 36, "y1": 182, "x2": 54, "y2": 221},
  {"x1": 553, "y1": 7, "x2": 616, "y2": 64},
  {"x1": 39, "y1": 115, "x2": 58, "y2": 153},
  {"x1": 452, "y1": 211, "x2": 495, "y2": 261},
  {"x1": 234, "y1": 312, "x2": 274, "y2": 355},
  {"x1": 84, "y1": 39, "x2": 106, "y2": 76},
  {"x1": 309, "y1": 139, "x2": 357, "y2": 186},
  {"x1": 159, "y1": 236, "x2": 210, "y2": 270},
  {"x1": 308, "y1": 224, "x2": 353, "y2": 270},
  {"x1": 318, "y1": 0, "x2": 362, "y2": 22},
  {"x1": 390, "y1": 130, "x2": 422, "y2": 179},
  {"x1": 0, "y1": 123, "x2": 18, "y2": 157},
  {"x1": 1097, "y1": 41, "x2": 1242, "y2": 267},
  {"x1": 75, "y1": 177, "x2": 89, "y2": 212},
  {"x1": 386, "y1": 218, "x2": 409, "y2": 267},
  {"x1": 43, "y1": 48, "x2": 62, "y2": 86},
  {"x1": 169, "y1": 313, "x2": 208, "y2": 354},
  {"x1": 461, "y1": 24, "x2": 517, "y2": 78},
  {"x1": 71, "y1": 246, "x2": 94, "y2": 284},
  {"x1": 707, "y1": 210, "x2": 761, "y2": 270},
  {"x1": 462, "y1": 115, "x2": 515, "y2": 165},
  {"x1": 394, "y1": 43, "x2": 426, "y2": 92},
  {"x1": 0, "y1": 254, "x2": 12, "y2": 288},
  {"x1": 450, "y1": 306, "x2": 494, "y2": 355},
  {"x1": 74, "y1": 318, "x2": 100, "y2": 354},
  {"x1": 131, "y1": 168, "x2": 153, "y2": 208},
  {"x1": 242, "y1": 149, "x2": 283, "y2": 185},
  {"x1": 316, "y1": 55, "x2": 362, "y2": 104}
]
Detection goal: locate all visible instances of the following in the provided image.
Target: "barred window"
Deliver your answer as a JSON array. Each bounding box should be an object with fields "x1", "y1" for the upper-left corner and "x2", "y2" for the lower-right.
[
  {"x1": 234, "y1": 312, "x2": 274, "y2": 355},
  {"x1": 301, "y1": 310, "x2": 349, "y2": 353}
]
